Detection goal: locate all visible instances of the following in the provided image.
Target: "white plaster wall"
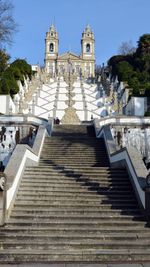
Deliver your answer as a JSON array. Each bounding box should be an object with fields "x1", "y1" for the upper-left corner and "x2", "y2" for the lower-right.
[
  {"x1": 58, "y1": 94, "x2": 68, "y2": 100},
  {"x1": 73, "y1": 82, "x2": 81, "y2": 87},
  {"x1": 86, "y1": 95, "x2": 95, "y2": 102},
  {"x1": 23, "y1": 78, "x2": 111, "y2": 121},
  {"x1": 34, "y1": 106, "x2": 48, "y2": 116},
  {"x1": 40, "y1": 91, "x2": 50, "y2": 98},
  {"x1": 134, "y1": 97, "x2": 145, "y2": 116},
  {"x1": 87, "y1": 103, "x2": 96, "y2": 110},
  {"x1": 35, "y1": 111, "x2": 49, "y2": 119},
  {"x1": 49, "y1": 83, "x2": 57, "y2": 89},
  {"x1": 57, "y1": 102, "x2": 67, "y2": 109},
  {"x1": 60, "y1": 82, "x2": 67, "y2": 87},
  {"x1": 0, "y1": 95, "x2": 16, "y2": 114},
  {"x1": 56, "y1": 110, "x2": 65, "y2": 120},
  {"x1": 46, "y1": 88, "x2": 57, "y2": 95},
  {"x1": 46, "y1": 95, "x2": 55, "y2": 102},
  {"x1": 44, "y1": 102, "x2": 54, "y2": 110},
  {"x1": 73, "y1": 102, "x2": 84, "y2": 109},
  {"x1": 73, "y1": 95, "x2": 83, "y2": 101},
  {"x1": 73, "y1": 88, "x2": 82, "y2": 94},
  {"x1": 59, "y1": 88, "x2": 68, "y2": 93},
  {"x1": 76, "y1": 111, "x2": 85, "y2": 121},
  {"x1": 125, "y1": 97, "x2": 145, "y2": 116},
  {"x1": 37, "y1": 98, "x2": 48, "y2": 106}
]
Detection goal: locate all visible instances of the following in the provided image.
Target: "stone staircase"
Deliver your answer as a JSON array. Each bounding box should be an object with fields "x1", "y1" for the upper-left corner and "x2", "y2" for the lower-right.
[{"x1": 0, "y1": 124, "x2": 150, "y2": 263}]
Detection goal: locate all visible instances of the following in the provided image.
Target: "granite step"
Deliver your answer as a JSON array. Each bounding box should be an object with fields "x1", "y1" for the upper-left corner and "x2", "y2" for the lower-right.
[
  {"x1": 0, "y1": 124, "x2": 147, "y2": 264},
  {"x1": 11, "y1": 209, "x2": 140, "y2": 216},
  {"x1": 1, "y1": 240, "x2": 150, "y2": 250},
  {"x1": 21, "y1": 178, "x2": 131, "y2": 185},
  {"x1": 0, "y1": 249, "x2": 150, "y2": 263}
]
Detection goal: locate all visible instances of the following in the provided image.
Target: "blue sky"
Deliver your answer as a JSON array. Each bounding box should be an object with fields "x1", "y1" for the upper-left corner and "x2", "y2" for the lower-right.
[{"x1": 7, "y1": 0, "x2": 150, "y2": 66}]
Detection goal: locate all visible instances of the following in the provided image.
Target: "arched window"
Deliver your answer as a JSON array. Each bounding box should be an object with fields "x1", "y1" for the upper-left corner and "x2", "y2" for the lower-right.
[
  {"x1": 86, "y1": 43, "x2": 90, "y2": 53},
  {"x1": 49, "y1": 43, "x2": 54, "y2": 52}
]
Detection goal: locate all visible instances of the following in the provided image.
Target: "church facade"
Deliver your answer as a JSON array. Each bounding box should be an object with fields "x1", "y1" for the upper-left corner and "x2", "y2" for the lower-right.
[{"x1": 44, "y1": 25, "x2": 95, "y2": 78}]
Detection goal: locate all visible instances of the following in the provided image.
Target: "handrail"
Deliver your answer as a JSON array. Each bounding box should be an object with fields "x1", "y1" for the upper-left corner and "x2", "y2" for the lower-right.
[
  {"x1": 0, "y1": 117, "x2": 53, "y2": 225},
  {"x1": 93, "y1": 121, "x2": 149, "y2": 217},
  {"x1": 95, "y1": 115, "x2": 150, "y2": 129},
  {"x1": 0, "y1": 114, "x2": 51, "y2": 126}
]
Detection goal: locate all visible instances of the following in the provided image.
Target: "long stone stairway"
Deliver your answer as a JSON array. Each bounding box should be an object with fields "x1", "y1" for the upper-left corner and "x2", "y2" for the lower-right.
[{"x1": 0, "y1": 124, "x2": 150, "y2": 264}]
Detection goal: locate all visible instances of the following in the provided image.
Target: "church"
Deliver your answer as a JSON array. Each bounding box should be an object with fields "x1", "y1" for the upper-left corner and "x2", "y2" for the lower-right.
[{"x1": 44, "y1": 24, "x2": 95, "y2": 77}]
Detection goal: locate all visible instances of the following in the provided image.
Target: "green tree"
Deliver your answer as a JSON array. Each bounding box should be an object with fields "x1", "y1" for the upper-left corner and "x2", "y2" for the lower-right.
[
  {"x1": 1, "y1": 70, "x2": 19, "y2": 95},
  {"x1": 108, "y1": 33, "x2": 150, "y2": 97},
  {"x1": 11, "y1": 59, "x2": 32, "y2": 79},
  {"x1": 136, "y1": 34, "x2": 150, "y2": 56},
  {"x1": 128, "y1": 77, "x2": 141, "y2": 96},
  {"x1": 0, "y1": 78, "x2": 9, "y2": 94},
  {"x1": 8, "y1": 65, "x2": 23, "y2": 82},
  {"x1": 0, "y1": 49, "x2": 10, "y2": 73},
  {"x1": 117, "y1": 61, "x2": 134, "y2": 81},
  {"x1": 108, "y1": 55, "x2": 126, "y2": 76}
]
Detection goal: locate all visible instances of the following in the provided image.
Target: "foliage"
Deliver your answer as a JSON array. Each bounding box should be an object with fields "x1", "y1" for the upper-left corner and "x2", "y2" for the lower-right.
[
  {"x1": 136, "y1": 34, "x2": 150, "y2": 56},
  {"x1": 108, "y1": 55, "x2": 126, "y2": 77},
  {"x1": 117, "y1": 61, "x2": 134, "y2": 81},
  {"x1": 0, "y1": 69, "x2": 19, "y2": 95},
  {"x1": 0, "y1": 51, "x2": 32, "y2": 95},
  {"x1": 0, "y1": 0, "x2": 17, "y2": 46},
  {"x1": 0, "y1": 78, "x2": 9, "y2": 94},
  {"x1": 11, "y1": 59, "x2": 32, "y2": 79},
  {"x1": 8, "y1": 65, "x2": 23, "y2": 82},
  {"x1": 0, "y1": 0, "x2": 32, "y2": 97},
  {"x1": 144, "y1": 110, "x2": 150, "y2": 116},
  {"x1": 0, "y1": 49, "x2": 10, "y2": 72},
  {"x1": 108, "y1": 34, "x2": 150, "y2": 97}
]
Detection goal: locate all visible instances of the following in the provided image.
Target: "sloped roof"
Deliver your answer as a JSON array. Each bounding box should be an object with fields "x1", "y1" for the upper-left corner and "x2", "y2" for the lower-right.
[{"x1": 57, "y1": 52, "x2": 82, "y2": 61}]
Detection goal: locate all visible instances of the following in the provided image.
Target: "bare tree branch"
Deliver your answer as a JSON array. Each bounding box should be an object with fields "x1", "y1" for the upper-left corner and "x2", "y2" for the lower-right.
[
  {"x1": 0, "y1": 0, "x2": 18, "y2": 46},
  {"x1": 118, "y1": 40, "x2": 136, "y2": 55}
]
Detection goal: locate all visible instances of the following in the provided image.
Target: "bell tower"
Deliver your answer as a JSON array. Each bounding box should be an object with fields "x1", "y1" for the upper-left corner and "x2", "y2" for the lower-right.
[
  {"x1": 81, "y1": 25, "x2": 95, "y2": 77},
  {"x1": 45, "y1": 24, "x2": 59, "y2": 74}
]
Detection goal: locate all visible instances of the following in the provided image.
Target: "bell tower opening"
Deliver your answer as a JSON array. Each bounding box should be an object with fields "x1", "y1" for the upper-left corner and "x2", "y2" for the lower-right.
[
  {"x1": 86, "y1": 43, "x2": 90, "y2": 53},
  {"x1": 49, "y1": 43, "x2": 54, "y2": 52}
]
